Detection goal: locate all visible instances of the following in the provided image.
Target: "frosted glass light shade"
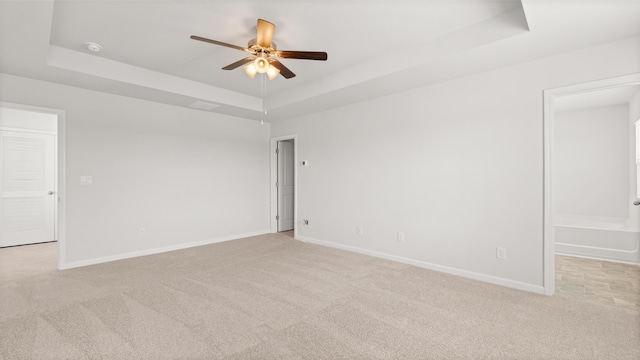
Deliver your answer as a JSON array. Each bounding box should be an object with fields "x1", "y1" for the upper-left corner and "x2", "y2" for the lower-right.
[
  {"x1": 267, "y1": 65, "x2": 280, "y2": 80},
  {"x1": 254, "y1": 58, "x2": 269, "y2": 73},
  {"x1": 243, "y1": 64, "x2": 257, "y2": 78}
]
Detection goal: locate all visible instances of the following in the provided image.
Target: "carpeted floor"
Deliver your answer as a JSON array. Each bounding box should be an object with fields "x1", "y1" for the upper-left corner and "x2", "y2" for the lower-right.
[{"x1": 1, "y1": 233, "x2": 639, "y2": 359}]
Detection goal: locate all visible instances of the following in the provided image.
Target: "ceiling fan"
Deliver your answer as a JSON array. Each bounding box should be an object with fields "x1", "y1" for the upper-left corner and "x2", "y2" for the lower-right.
[{"x1": 190, "y1": 19, "x2": 328, "y2": 80}]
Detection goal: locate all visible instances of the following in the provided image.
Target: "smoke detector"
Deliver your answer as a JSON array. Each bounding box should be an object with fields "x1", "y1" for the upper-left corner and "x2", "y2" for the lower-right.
[{"x1": 85, "y1": 42, "x2": 102, "y2": 52}]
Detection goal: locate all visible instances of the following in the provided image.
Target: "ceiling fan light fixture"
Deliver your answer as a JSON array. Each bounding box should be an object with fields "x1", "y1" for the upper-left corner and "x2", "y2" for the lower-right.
[
  {"x1": 243, "y1": 63, "x2": 257, "y2": 78},
  {"x1": 267, "y1": 65, "x2": 280, "y2": 80},
  {"x1": 191, "y1": 18, "x2": 327, "y2": 81},
  {"x1": 254, "y1": 57, "x2": 270, "y2": 73}
]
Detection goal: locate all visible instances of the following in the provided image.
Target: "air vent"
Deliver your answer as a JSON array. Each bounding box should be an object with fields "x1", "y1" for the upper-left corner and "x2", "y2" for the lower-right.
[{"x1": 188, "y1": 101, "x2": 220, "y2": 111}]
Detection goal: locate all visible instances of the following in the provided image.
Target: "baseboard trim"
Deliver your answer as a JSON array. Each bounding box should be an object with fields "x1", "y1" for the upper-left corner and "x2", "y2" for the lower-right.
[
  {"x1": 60, "y1": 230, "x2": 271, "y2": 270},
  {"x1": 296, "y1": 235, "x2": 544, "y2": 295}
]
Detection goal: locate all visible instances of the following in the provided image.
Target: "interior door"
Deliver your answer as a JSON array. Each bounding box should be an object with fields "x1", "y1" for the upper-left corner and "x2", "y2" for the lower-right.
[
  {"x1": 277, "y1": 140, "x2": 295, "y2": 231},
  {"x1": 0, "y1": 131, "x2": 56, "y2": 247}
]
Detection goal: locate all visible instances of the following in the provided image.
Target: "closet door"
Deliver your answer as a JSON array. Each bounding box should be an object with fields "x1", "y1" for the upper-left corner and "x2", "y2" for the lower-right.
[{"x1": 0, "y1": 131, "x2": 55, "y2": 247}]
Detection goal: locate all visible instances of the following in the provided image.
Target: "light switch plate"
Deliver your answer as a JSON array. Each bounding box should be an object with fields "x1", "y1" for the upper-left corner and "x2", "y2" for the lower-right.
[{"x1": 80, "y1": 176, "x2": 93, "y2": 185}]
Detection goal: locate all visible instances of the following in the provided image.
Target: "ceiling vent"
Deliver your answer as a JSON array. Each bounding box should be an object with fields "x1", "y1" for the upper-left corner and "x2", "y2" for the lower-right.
[
  {"x1": 85, "y1": 42, "x2": 102, "y2": 52},
  {"x1": 188, "y1": 101, "x2": 220, "y2": 111}
]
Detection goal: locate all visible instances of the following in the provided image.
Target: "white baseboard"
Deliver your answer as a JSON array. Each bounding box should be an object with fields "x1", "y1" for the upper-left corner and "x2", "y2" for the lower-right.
[
  {"x1": 59, "y1": 230, "x2": 271, "y2": 270},
  {"x1": 296, "y1": 235, "x2": 545, "y2": 295}
]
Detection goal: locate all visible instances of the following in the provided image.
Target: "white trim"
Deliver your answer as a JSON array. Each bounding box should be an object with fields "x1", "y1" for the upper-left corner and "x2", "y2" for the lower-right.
[
  {"x1": 60, "y1": 230, "x2": 270, "y2": 270},
  {"x1": 0, "y1": 127, "x2": 56, "y2": 135},
  {"x1": 0, "y1": 102, "x2": 66, "y2": 271},
  {"x1": 57, "y1": 110, "x2": 67, "y2": 268},
  {"x1": 542, "y1": 73, "x2": 640, "y2": 296},
  {"x1": 543, "y1": 90, "x2": 555, "y2": 296},
  {"x1": 270, "y1": 134, "x2": 298, "y2": 237},
  {"x1": 297, "y1": 235, "x2": 545, "y2": 295}
]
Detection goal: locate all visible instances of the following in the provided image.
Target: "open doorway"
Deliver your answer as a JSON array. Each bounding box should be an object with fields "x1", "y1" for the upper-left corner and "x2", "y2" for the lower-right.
[
  {"x1": 270, "y1": 135, "x2": 297, "y2": 237},
  {"x1": 543, "y1": 74, "x2": 640, "y2": 310},
  {"x1": 0, "y1": 103, "x2": 66, "y2": 270}
]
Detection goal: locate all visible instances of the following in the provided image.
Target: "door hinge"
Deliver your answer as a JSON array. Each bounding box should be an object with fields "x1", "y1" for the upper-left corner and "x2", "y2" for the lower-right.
[
  {"x1": 276, "y1": 148, "x2": 279, "y2": 154},
  {"x1": 276, "y1": 215, "x2": 279, "y2": 220},
  {"x1": 276, "y1": 181, "x2": 279, "y2": 187}
]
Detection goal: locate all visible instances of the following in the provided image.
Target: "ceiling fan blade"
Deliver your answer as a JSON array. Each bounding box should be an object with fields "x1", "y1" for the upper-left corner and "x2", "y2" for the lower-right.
[
  {"x1": 222, "y1": 57, "x2": 255, "y2": 70},
  {"x1": 256, "y1": 19, "x2": 275, "y2": 48},
  {"x1": 277, "y1": 51, "x2": 328, "y2": 61},
  {"x1": 190, "y1": 35, "x2": 248, "y2": 52},
  {"x1": 269, "y1": 59, "x2": 296, "y2": 79}
]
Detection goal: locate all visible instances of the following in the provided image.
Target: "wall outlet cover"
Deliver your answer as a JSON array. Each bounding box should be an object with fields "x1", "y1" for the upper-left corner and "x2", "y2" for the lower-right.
[{"x1": 496, "y1": 247, "x2": 507, "y2": 259}]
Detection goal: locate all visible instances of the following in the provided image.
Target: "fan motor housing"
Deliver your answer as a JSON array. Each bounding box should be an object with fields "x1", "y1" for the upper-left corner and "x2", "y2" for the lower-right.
[{"x1": 248, "y1": 38, "x2": 277, "y2": 54}]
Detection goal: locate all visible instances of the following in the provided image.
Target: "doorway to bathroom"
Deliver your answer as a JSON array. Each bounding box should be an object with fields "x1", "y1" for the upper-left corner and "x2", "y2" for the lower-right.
[{"x1": 543, "y1": 74, "x2": 640, "y2": 310}]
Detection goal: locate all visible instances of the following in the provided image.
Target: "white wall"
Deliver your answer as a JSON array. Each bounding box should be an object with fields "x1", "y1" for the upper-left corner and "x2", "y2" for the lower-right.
[
  {"x1": 271, "y1": 36, "x2": 640, "y2": 292},
  {"x1": 554, "y1": 105, "x2": 629, "y2": 219},
  {"x1": 0, "y1": 73, "x2": 270, "y2": 266}
]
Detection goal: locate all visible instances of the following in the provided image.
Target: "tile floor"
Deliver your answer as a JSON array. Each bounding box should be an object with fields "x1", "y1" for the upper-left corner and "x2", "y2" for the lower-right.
[{"x1": 555, "y1": 254, "x2": 640, "y2": 312}]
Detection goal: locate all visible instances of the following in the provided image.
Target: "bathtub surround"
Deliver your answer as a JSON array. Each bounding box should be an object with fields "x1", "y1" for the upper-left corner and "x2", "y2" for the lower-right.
[
  {"x1": 555, "y1": 216, "x2": 640, "y2": 264},
  {"x1": 1, "y1": 234, "x2": 639, "y2": 359}
]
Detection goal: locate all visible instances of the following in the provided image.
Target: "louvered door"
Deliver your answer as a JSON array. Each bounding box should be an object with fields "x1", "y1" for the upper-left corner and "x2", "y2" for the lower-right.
[{"x1": 0, "y1": 131, "x2": 55, "y2": 247}]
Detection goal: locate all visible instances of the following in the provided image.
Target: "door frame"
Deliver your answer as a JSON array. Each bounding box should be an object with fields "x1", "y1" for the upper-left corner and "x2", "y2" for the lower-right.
[
  {"x1": 0, "y1": 102, "x2": 67, "y2": 270},
  {"x1": 542, "y1": 73, "x2": 640, "y2": 295},
  {"x1": 270, "y1": 134, "x2": 297, "y2": 236}
]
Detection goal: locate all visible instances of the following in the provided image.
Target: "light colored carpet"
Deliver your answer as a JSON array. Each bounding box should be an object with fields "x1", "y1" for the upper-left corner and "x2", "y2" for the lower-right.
[{"x1": 1, "y1": 233, "x2": 639, "y2": 359}]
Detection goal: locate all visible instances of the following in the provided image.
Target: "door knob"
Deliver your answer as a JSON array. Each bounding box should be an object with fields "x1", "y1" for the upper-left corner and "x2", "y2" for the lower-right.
[
  {"x1": 48, "y1": 191, "x2": 54, "y2": 195},
  {"x1": 634, "y1": 200, "x2": 640, "y2": 206}
]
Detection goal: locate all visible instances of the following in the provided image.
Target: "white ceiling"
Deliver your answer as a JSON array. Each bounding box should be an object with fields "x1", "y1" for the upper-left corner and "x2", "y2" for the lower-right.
[{"x1": 1, "y1": 0, "x2": 640, "y2": 122}]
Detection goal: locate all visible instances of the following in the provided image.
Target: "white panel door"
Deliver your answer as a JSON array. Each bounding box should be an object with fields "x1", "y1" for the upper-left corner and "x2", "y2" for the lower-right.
[
  {"x1": 0, "y1": 131, "x2": 55, "y2": 247},
  {"x1": 277, "y1": 140, "x2": 295, "y2": 231}
]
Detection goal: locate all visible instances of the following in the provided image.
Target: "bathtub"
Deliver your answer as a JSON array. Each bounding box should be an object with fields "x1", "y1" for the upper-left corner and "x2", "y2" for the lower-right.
[{"x1": 555, "y1": 215, "x2": 640, "y2": 264}]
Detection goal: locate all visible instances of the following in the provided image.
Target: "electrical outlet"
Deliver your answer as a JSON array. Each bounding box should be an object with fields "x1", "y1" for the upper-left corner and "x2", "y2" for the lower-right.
[
  {"x1": 496, "y1": 246, "x2": 506, "y2": 260},
  {"x1": 139, "y1": 227, "x2": 146, "y2": 236},
  {"x1": 356, "y1": 226, "x2": 363, "y2": 236},
  {"x1": 397, "y1": 232, "x2": 405, "y2": 242}
]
